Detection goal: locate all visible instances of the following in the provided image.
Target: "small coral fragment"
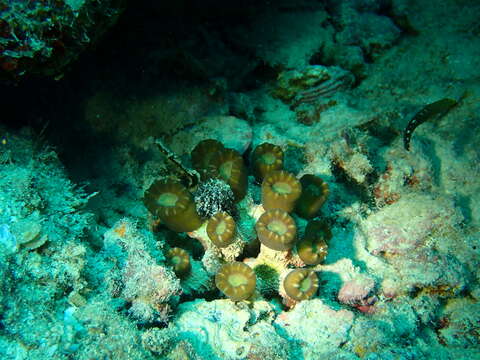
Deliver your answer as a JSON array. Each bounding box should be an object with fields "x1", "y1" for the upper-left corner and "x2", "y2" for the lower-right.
[
  {"x1": 256, "y1": 209, "x2": 297, "y2": 251},
  {"x1": 206, "y1": 212, "x2": 236, "y2": 248},
  {"x1": 215, "y1": 262, "x2": 256, "y2": 301},
  {"x1": 283, "y1": 269, "x2": 319, "y2": 301},
  {"x1": 155, "y1": 139, "x2": 199, "y2": 188},
  {"x1": 297, "y1": 220, "x2": 331, "y2": 265},
  {"x1": 261, "y1": 170, "x2": 302, "y2": 212},
  {"x1": 167, "y1": 247, "x2": 191, "y2": 277},
  {"x1": 251, "y1": 142, "x2": 284, "y2": 182},
  {"x1": 143, "y1": 180, "x2": 203, "y2": 232},
  {"x1": 294, "y1": 174, "x2": 329, "y2": 219}
]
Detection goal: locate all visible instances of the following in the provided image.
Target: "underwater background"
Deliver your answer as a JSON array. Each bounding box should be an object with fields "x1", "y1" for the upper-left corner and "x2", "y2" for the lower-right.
[{"x1": 0, "y1": 0, "x2": 479, "y2": 359}]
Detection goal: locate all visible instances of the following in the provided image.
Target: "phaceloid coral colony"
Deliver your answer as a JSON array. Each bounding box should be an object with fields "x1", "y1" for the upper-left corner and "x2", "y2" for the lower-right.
[{"x1": 144, "y1": 139, "x2": 331, "y2": 306}]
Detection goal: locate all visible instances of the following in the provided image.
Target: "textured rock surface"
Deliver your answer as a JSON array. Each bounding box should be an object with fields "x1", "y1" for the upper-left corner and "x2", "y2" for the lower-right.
[
  {"x1": 168, "y1": 115, "x2": 253, "y2": 156},
  {"x1": 275, "y1": 299, "x2": 355, "y2": 358},
  {"x1": 0, "y1": 0, "x2": 125, "y2": 82}
]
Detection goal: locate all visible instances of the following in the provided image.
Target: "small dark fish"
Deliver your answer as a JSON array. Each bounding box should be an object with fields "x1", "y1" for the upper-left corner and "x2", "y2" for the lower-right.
[{"x1": 403, "y1": 98, "x2": 458, "y2": 151}]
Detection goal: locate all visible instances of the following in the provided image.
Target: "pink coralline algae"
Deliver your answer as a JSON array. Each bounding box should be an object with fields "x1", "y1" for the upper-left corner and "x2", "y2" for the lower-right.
[
  {"x1": 338, "y1": 276, "x2": 375, "y2": 306},
  {"x1": 365, "y1": 194, "x2": 463, "y2": 256},
  {"x1": 362, "y1": 194, "x2": 468, "y2": 296}
]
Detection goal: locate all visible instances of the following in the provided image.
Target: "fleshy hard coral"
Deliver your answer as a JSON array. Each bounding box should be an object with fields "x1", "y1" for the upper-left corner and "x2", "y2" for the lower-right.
[
  {"x1": 206, "y1": 212, "x2": 236, "y2": 248},
  {"x1": 143, "y1": 180, "x2": 203, "y2": 232},
  {"x1": 295, "y1": 174, "x2": 329, "y2": 219},
  {"x1": 213, "y1": 148, "x2": 248, "y2": 201},
  {"x1": 251, "y1": 142, "x2": 284, "y2": 182},
  {"x1": 167, "y1": 247, "x2": 191, "y2": 277},
  {"x1": 148, "y1": 138, "x2": 333, "y2": 305},
  {"x1": 256, "y1": 209, "x2": 297, "y2": 251},
  {"x1": 215, "y1": 262, "x2": 256, "y2": 301},
  {"x1": 191, "y1": 139, "x2": 225, "y2": 180},
  {"x1": 297, "y1": 220, "x2": 331, "y2": 265},
  {"x1": 283, "y1": 269, "x2": 319, "y2": 301},
  {"x1": 262, "y1": 170, "x2": 302, "y2": 212}
]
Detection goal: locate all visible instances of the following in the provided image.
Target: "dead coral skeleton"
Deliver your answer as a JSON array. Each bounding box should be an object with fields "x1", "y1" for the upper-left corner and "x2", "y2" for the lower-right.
[{"x1": 104, "y1": 219, "x2": 181, "y2": 323}]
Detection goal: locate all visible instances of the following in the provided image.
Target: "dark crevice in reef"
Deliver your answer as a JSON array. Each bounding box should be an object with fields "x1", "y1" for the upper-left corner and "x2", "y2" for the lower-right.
[{"x1": 0, "y1": 0, "x2": 277, "y2": 154}]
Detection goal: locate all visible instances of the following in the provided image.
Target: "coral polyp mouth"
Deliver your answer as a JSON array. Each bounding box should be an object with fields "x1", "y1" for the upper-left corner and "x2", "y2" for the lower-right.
[
  {"x1": 157, "y1": 193, "x2": 179, "y2": 207},
  {"x1": 228, "y1": 273, "x2": 248, "y2": 287},
  {"x1": 261, "y1": 152, "x2": 277, "y2": 165},
  {"x1": 299, "y1": 277, "x2": 312, "y2": 292},
  {"x1": 219, "y1": 161, "x2": 234, "y2": 179},
  {"x1": 216, "y1": 220, "x2": 227, "y2": 235},
  {"x1": 266, "y1": 219, "x2": 288, "y2": 236},
  {"x1": 272, "y1": 181, "x2": 292, "y2": 195}
]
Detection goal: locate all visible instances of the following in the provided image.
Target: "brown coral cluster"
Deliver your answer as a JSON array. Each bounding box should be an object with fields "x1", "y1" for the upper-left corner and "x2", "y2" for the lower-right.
[{"x1": 144, "y1": 139, "x2": 332, "y2": 305}]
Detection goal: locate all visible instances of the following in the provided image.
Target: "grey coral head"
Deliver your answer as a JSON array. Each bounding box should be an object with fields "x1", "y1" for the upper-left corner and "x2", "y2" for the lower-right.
[{"x1": 194, "y1": 178, "x2": 236, "y2": 218}]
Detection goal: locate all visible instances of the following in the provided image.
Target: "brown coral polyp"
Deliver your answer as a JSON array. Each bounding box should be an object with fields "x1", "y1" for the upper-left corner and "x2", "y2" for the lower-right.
[
  {"x1": 297, "y1": 220, "x2": 331, "y2": 265},
  {"x1": 284, "y1": 269, "x2": 319, "y2": 301},
  {"x1": 143, "y1": 180, "x2": 203, "y2": 232},
  {"x1": 215, "y1": 262, "x2": 256, "y2": 301},
  {"x1": 206, "y1": 212, "x2": 236, "y2": 248},
  {"x1": 256, "y1": 209, "x2": 297, "y2": 251},
  {"x1": 294, "y1": 174, "x2": 329, "y2": 219},
  {"x1": 167, "y1": 247, "x2": 191, "y2": 276},
  {"x1": 191, "y1": 139, "x2": 225, "y2": 180},
  {"x1": 252, "y1": 143, "x2": 284, "y2": 182},
  {"x1": 262, "y1": 170, "x2": 302, "y2": 212},
  {"x1": 213, "y1": 148, "x2": 248, "y2": 201}
]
